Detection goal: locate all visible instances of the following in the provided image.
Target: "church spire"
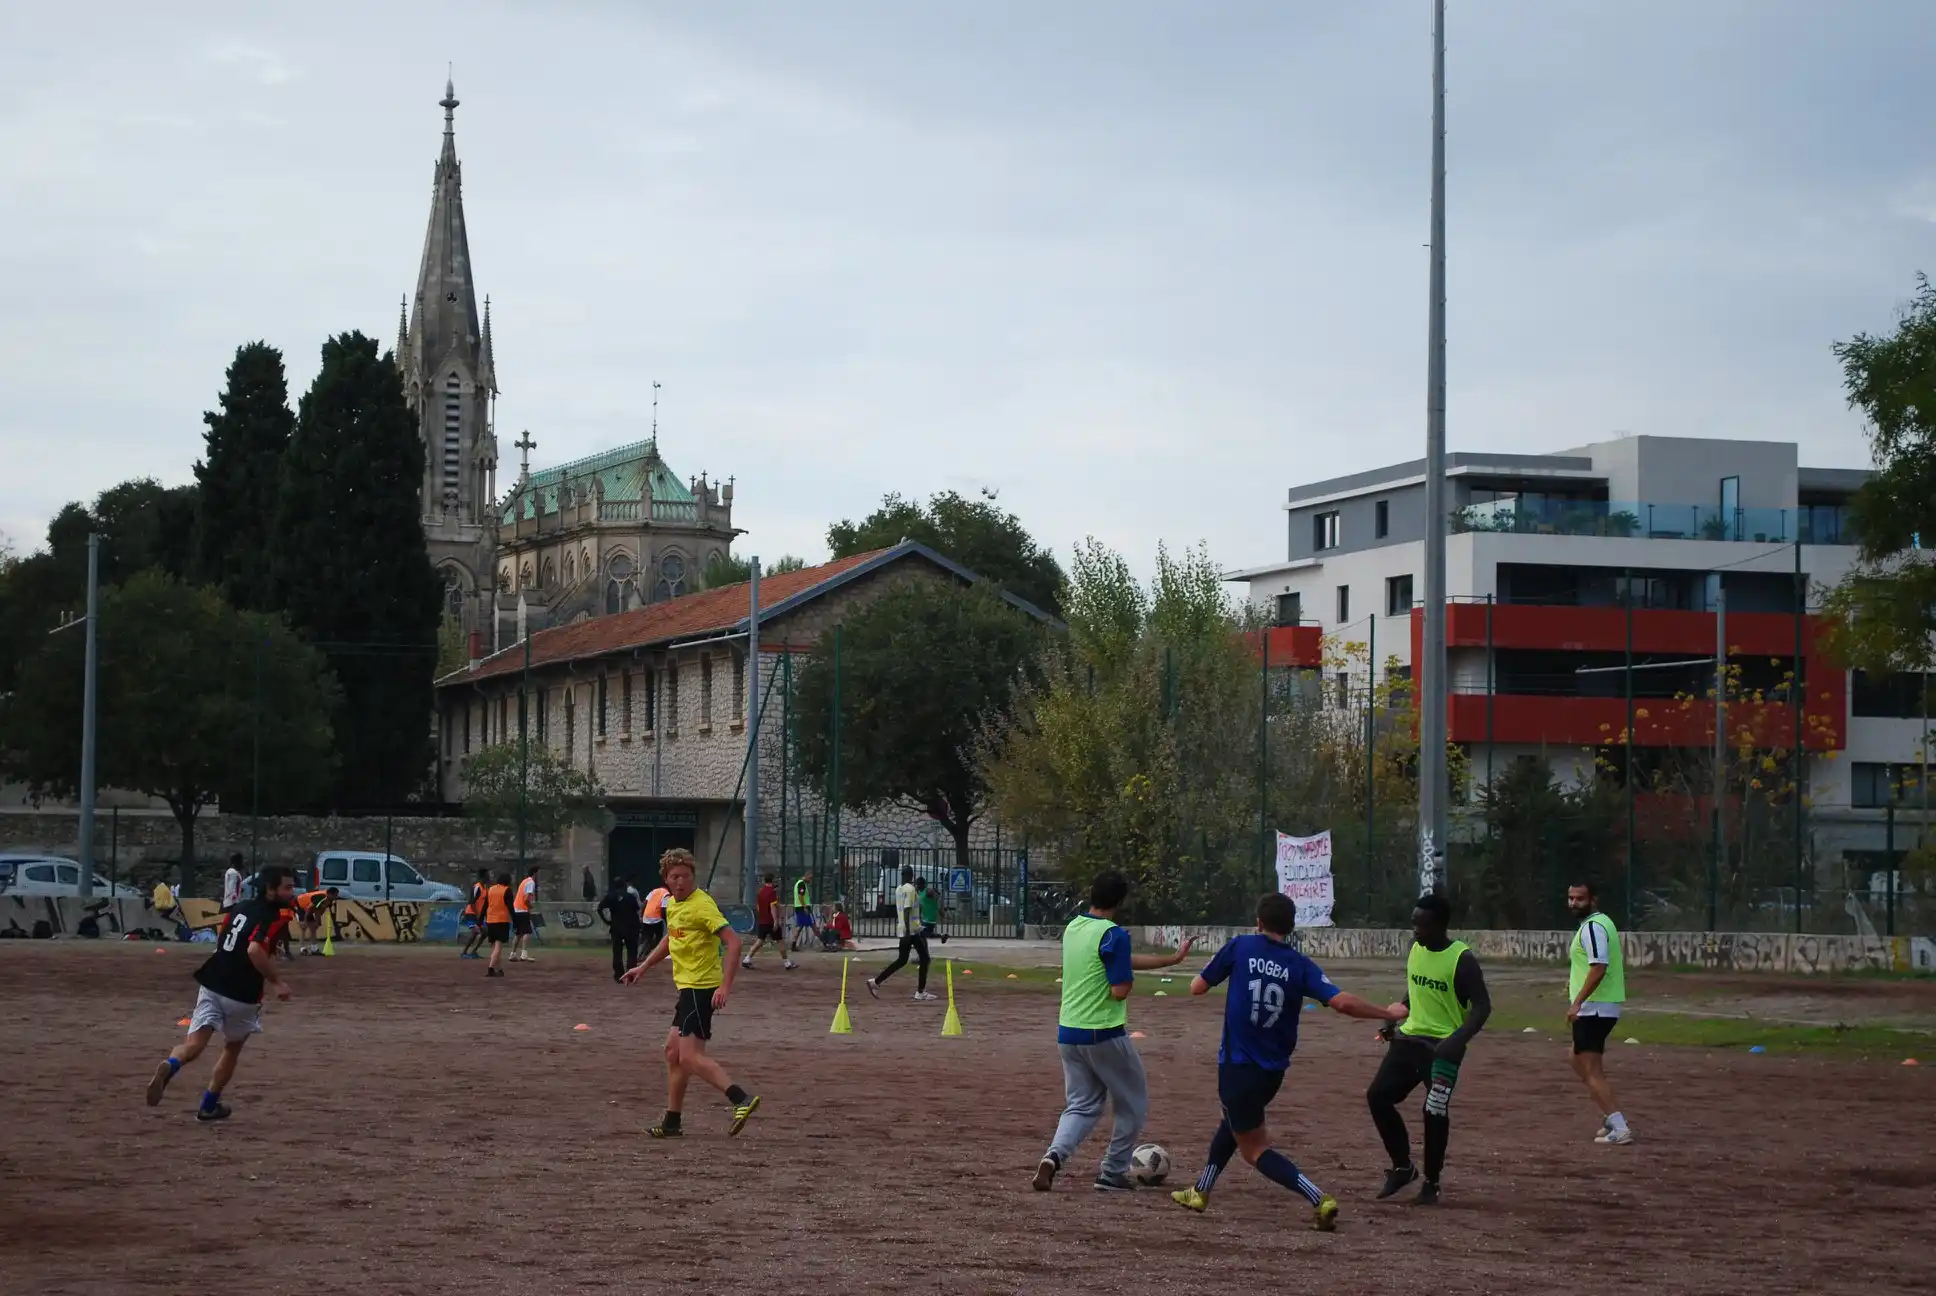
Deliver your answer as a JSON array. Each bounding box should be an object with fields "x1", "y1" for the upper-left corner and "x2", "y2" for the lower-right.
[
  {"x1": 409, "y1": 73, "x2": 482, "y2": 381},
  {"x1": 481, "y1": 294, "x2": 498, "y2": 394},
  {"x1": 394, "y1": 295, "x2": 409, "y2": 366}
]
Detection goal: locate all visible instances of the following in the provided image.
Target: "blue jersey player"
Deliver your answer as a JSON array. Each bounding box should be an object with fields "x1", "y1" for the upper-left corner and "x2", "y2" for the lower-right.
[{"x1": 1170, "y1": 892, "x2": 1407, "y2": 1229}]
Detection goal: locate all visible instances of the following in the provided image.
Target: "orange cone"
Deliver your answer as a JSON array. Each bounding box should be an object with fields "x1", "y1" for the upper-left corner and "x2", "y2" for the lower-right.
[
  {"x1": 573, "y1": 1023, "x2": 590, "y2": 1032},
  {"x1": 176, "y1": 1017, "x2": 191, "y2": 1027}
]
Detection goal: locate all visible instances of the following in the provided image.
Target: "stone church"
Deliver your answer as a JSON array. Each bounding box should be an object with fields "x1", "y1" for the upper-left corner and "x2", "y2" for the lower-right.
[{"x1": 396, "y1": 80, "x2": 738, "y2": 648}]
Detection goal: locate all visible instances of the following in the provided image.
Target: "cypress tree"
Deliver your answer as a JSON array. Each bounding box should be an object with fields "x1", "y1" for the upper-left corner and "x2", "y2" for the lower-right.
[
  {"x1": 271, "y1": 331, "x2": 441, "y2": 808},
  {"x1": 194, "y1": 342, "x2": 294, "y2": 609}
]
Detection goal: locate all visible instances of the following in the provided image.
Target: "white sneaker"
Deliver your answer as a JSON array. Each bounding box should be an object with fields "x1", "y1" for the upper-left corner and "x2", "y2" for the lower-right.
[
  {"x1": 1595, "y1": 1126, "x2": 1634, "y2": 1146},
  {"x1": 740, "y1": 958, "x2": 754, "y2": 968},
  {"x1": 914, "y1": 991, "x2": 938, "y2": 1001},
  {"x1": 782, "y1": 960, "x2": 797, "y2": 970}
]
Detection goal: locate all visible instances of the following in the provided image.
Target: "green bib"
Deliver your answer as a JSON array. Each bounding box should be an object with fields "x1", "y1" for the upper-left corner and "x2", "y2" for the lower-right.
[
  {"x1": 1399, "y1": 939, "x2": 1469, "y2": 1040},
  {"x1": 793, "y1": 877, "x2": 810, "y2": 907},
  {"x1": 1059, "y1": 913, "x2": 1128, "y2": 1033},
  {"x1": 1570, "y1": 912, "x2": 1625, "y2": 1004}
]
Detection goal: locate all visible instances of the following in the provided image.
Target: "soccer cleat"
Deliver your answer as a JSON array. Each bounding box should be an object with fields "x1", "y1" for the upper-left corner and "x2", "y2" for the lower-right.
[
  {"x1": 145, "y1": 1061, "x2": 175, "y2": 1108},
  {"x1": 914, "y1": 991, "x2": 938, "y2": 1001},
  {"x1": 783, "y1": 960, "x2": 797, "y2": 970},
  {"x1": 728, "y1": 1095, "x2": 761, "y2": 1135},
  {"x1": 1093, "y1": 1170, "x2": 1137, "y2": 1192},
  {"x1": 1032, "y1": 1154, "x2": 1061, "y2": 1192},
  {"x1": 864, "y1": 977, "x2": 880, "y2": 1000},
  {"x1": 740, "y1": 958, "x2": 753, "y2": 969},
  {"x1": 1170, "y1": 1187, "x2": 1208, "y2": 1213},
  {"x1": 1313, "y1": 1197, "x2": 1339, "y2": 1232},
  {"x1": 1595, "y1": 1126, "x2": 1635, "y2": 1146},
  {"x1": 196, "y1": 1102, "x2": 232, "y2": 1123},
  {"x1": 1415, "y1": 1180, "x2": 1441, "y2": 1206},
  {"x1": 645, "y1": 1122, "x2": 684, "y2": 1139},
  {"x1": 1377, "y1": 1165, "x2": 1419, "y2": 1199}
]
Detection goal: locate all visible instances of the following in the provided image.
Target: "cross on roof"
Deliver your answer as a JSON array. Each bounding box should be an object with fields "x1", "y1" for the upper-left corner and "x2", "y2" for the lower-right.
[{"x1": 514, "y1": 431, "x2": 537, "y2": 478}]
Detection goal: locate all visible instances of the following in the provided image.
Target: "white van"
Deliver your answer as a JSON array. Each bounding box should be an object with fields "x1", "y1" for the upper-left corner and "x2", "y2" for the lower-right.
[
  {"x1": 310, "y1": 851, "x2": 466, "y2": 903},
  {"x1": 0, "y1": 855, "x2": 142, "y2": 899}
]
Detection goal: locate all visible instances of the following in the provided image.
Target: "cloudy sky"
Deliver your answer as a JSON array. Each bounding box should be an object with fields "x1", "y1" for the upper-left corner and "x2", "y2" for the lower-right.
[{"x1": 2, "y1": 1, "x2": 1930, "y2": 576}]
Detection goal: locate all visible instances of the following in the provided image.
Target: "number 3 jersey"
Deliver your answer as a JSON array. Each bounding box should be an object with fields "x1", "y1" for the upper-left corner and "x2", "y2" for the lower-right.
[
  {"x1": 195, "y1": 899, "x2": 291, "y2": 1004},
  {"x1": 1197, "y1": 933, "x2": 1339, "y2": 1070}
]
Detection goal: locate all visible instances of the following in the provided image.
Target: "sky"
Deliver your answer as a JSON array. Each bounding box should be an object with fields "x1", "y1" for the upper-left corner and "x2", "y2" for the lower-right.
[{"x1": 2, "y1": 0, "x2": 1931, "y2": 578}]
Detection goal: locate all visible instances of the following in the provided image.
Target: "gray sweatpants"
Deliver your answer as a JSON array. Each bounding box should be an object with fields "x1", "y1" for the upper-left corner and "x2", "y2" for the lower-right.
[{"x1": 1048, "y1": 1036, "x2": 1149, "y2": 1176}]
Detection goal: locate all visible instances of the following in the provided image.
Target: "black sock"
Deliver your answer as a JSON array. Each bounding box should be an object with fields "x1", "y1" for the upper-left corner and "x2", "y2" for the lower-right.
[
  {"x1": 662, "y1": 1110, "x2": 681, "y2": 1129},
  {"x1": 725, "y1": 1085, "x2": 749, "y2": 1106},
  {"x1": 1423, "y1": 1112, "x2": 1449, "y2": 1183},
  {"x1": 1195, "y1": 1121, "x2": 1237, "y2": 1194}
]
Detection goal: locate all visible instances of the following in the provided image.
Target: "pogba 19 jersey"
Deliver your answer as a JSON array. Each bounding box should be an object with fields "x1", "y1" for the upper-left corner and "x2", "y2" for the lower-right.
[{"x1": 194, "y1": 899, "x2": 290, "y2": 1004}]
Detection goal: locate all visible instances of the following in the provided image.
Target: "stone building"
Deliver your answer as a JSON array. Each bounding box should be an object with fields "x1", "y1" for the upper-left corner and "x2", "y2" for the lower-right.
[
  {"x1": 396, "y1": 79, "x2": 735, "y2": 637},
  {"x1": 487, "y1": 439, "x2": 738, "y2": 648},
  {"x1": 433, "y1": 542, "x2": 1056, "y2": 902}
]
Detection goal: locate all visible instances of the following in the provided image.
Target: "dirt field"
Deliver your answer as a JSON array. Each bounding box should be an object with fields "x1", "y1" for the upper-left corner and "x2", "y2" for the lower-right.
[{"x1": 1, "y1": 943, "x2": 1930, "y2": 1296}]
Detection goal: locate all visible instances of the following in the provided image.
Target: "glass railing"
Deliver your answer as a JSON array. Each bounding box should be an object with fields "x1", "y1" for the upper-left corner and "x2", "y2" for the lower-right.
[{"x1": 1452, "y1": 498, "x2": 1852, "y2": 544}]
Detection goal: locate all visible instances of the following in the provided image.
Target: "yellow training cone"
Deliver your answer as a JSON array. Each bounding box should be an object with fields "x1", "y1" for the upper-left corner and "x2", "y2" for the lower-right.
[
  {"x1": 941, "y1": 959, "x2": 964, "y2": 1037},
  {"x1": 321, "y1": 910, "x2": 335, "y2": 957},
  {"x1": 830, "y1": 957, "x2": 854, "y2": 1035}
]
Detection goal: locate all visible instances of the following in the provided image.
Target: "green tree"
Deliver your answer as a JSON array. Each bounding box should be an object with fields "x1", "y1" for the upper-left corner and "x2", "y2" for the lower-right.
[
  {"x1": 697, "y1": 551, "x2": 807, "y2": 591},
  {"x1": 460, "y1": 740, "x2": 606, "y2": 837},
  {"x1": 1825, "y1": 276, "x2": 1936, "y2": 672},
  {"x1": 0, "y1": 478, "x2": 199, "y2": 698},
  {"x1": 827, "y1": 489, "x2": 1063, "y2": 615},
  {"x1": 194, "y1": 342, "x2": 295, "y2": 610},
  {"x1": 1465, "y1": 757, "x2": 1622, "y2": 929},
  {"x1": 794, "y1": 580, "x2": 1044, "y2": 874},
  {"x1": 982, "y1": 540, "x2": 1262, "y2": 922},
  {"x1": 270, "y1": 332, "x2": 443, "y2": 808},
  {"x1": 2, "y1": 573, "x2": 338, "y2": 893}
]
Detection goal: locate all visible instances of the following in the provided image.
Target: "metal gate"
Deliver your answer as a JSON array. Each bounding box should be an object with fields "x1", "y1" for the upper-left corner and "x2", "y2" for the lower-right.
[{"x1": 830, "y1": 846, "x2": 1030, "y2": 939}]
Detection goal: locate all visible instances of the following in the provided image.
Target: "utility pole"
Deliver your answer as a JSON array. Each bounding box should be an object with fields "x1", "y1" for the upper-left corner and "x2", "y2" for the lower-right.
[
  {"x1": 518, "y1": 625, "x2": 531, "y2": 875},
  {"x1": 1711, "y1": 588, "x2": 1726, "y2": 931},
  {"x1": 1417, "y1": 0, "x2": 1451, "y2": 897},
  {"x1": 743, "y1": 558, "x2": 762, "y2": 907},
  {"x1": 78, "y1": 533, "x2": 101, "y2": 898}
]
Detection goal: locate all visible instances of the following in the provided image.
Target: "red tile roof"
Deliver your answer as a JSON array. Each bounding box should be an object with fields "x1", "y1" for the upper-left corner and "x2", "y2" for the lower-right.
[{"x1": 442, "y1": 548, "x2": 891, "y2": 687}]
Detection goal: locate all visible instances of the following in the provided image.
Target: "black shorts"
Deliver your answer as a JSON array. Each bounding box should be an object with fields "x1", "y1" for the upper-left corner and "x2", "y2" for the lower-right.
[
  {"x1": 757, "y1": 922, "x2": 783, "y2": 941},
  {"x1": 1217, "y1": 1062, "x2": 1286, "y2": 1135},
  {"x1": 1571, "y1": 1015, "x2": 1618, "y2": 1054},
  {"x1": 673, "y1": 987, "x2": 715, "y2": 1040},
  {"x1": 486, "y1": 921, "x2": 511, "y2": 944},
  {"x1": 511, "y1": 912, "x2": 533, "y2": 936}
]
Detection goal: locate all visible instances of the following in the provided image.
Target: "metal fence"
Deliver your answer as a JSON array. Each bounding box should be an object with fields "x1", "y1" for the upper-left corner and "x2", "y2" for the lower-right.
[{"x1": 829, "y1": 846, "x2": 1031, "y2": 939}]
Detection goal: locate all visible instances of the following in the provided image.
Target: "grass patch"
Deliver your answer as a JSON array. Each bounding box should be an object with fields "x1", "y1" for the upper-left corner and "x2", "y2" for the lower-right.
[{"x1": 1486, "y1": 1007, "x2": 1934, "y2": 1060}]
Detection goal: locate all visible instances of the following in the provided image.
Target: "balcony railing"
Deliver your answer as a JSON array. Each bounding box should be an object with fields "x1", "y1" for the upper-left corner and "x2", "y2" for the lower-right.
[{"x1": 1452, "y1": 499, "x2": 1852, "y2": 545}]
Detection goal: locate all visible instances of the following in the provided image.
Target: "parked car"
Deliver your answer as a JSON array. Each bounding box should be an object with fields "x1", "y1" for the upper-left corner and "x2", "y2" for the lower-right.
[
  {"x1": 310, "y1": 851, "x2": 466, "y2": 903},
  {"x1": 0, "y1": 854, "x2": 143, "y2": 899}
]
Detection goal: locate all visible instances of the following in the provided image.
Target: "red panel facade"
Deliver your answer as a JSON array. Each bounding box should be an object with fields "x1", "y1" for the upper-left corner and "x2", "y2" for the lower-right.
[
  {"x1": 1408, "y1": 604, "x2": 1847, "y2": 751},
  {"x1": 1249, "y1": 625, "x2": 1323, "y2": 668}
]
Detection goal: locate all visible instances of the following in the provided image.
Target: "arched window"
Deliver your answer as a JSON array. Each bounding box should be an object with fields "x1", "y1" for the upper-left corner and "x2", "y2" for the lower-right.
[
  {"x1": 442, "y1": 572, "x2": 466, "y2": 621},
  {"x1": 520, "y1": 562, "x2": 534, "y2": 588},
  {"x1": 541, "y1": 557, "x2": 555, "y2": 589},
  {"x1": 605, "y1": 581, "x2": 622, "y2": 615},
  {"x1": 654, "y1": 553, "x2": 687, "y2": 603},
  {"x1": 565, "y1": 552, "x2": 576, "y2": 585}
]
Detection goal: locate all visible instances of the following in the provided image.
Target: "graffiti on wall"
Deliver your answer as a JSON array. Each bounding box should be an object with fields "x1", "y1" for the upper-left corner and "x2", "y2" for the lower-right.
[
  {"x1": 1137, "y1": 925, "x2": 1915, "y2": 974},
  {"x1": 175, "y1": 897, "x2": 434, "y2": 943}
]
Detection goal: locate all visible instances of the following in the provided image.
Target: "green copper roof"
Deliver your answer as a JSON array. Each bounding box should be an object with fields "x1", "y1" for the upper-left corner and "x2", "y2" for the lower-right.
[{"x1": 503, "y1": 438, "x2": 694, "y2": 522}]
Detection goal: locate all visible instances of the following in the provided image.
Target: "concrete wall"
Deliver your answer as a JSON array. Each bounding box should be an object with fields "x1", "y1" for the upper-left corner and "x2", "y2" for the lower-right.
[{"x1": 1130, "y1": 924, "x2": 1933, "y2": 974}]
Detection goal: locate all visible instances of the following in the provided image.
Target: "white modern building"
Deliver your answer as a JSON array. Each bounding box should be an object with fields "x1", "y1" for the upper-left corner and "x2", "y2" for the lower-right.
[{"x1": 1232, "y1": 434, "x2": 1928, "y2": 873}]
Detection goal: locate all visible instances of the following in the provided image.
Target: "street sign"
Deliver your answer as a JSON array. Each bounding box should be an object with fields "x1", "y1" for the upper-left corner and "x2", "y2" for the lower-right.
[{"x1": 947, "y1": 867, "x2": 973, "y2": 895}]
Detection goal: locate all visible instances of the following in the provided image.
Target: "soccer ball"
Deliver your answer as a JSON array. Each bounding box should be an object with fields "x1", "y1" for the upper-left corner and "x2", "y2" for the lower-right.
[{"x1": 1130, "y1": 1143, "x2": 1171, "y2": 1186}]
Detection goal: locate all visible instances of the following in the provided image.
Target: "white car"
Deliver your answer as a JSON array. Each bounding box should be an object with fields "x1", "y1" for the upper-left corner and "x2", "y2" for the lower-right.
[
  {"x1": 0, "y1": 854, "x2": 142, "y2": 899},
  {"x1": 311, "y1": 851, "x2": 466, "y2": 903}
]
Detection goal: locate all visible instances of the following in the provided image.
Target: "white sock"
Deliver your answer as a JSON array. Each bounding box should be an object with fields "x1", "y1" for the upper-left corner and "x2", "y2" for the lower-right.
[{"x1": 1608, "y1": 1111, "x2": 1628, "y2": 1133}]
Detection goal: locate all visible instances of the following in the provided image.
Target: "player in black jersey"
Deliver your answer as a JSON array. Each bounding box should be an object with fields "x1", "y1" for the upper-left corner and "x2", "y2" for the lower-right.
[{"x1": 145, "y1": 866, "x2": 296, "y2": 1122}]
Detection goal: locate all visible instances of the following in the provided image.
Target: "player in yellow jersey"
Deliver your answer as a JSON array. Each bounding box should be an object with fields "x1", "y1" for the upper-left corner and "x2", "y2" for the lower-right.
[
  {"x1": 1367, "y1": 892, "x2": 1491, "y2": 1206},
  {"x1": 620, "y1": 848, "x2": 760, "y2": 1138}
]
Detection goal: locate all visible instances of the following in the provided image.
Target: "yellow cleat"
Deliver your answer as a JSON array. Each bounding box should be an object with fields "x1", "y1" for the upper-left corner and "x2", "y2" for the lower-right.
[
  {"x1": 1313, "y1": 1196, "x2": 1339, "y2": 1232},
  {"x1": 729, "y1": 1095, "x2": 760, "y2": 1135},
  {"x1": 1171, "y1": 1187, "x2": 1208, "y2": 1213}
]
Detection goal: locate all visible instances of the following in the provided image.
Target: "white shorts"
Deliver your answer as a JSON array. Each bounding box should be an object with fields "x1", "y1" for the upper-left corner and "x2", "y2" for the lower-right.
[{"x1": 190, "y1": 985, "x2": 262, "y2": 1042}]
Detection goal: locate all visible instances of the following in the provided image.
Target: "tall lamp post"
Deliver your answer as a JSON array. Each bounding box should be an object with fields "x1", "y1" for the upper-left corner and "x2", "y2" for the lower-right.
[{"x1": 1418, "y1": 0, "x2": 1451, "y2": 896}]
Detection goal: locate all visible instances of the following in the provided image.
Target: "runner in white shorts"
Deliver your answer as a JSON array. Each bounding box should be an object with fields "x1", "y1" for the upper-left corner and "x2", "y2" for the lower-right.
[{"x1": 145, "y1": 866, "x2": 297, "y2": 1122}]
